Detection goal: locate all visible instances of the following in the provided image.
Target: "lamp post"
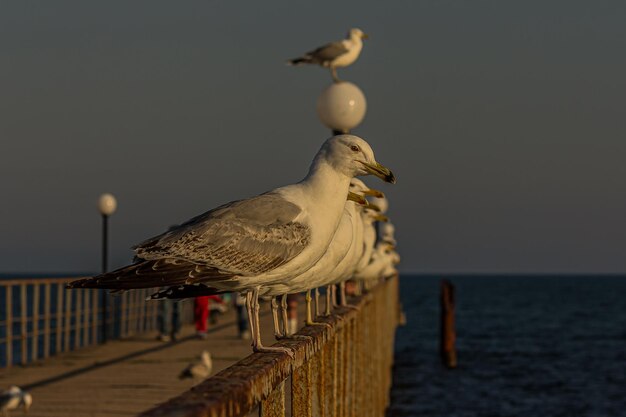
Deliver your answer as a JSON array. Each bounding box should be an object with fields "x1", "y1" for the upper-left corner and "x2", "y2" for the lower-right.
[
  {"x1": 97, "y1": 193, "x2": 117, "y2": 342},
  {"x1": 316, "y1": 81, "x2": 367, "y2": 135}
]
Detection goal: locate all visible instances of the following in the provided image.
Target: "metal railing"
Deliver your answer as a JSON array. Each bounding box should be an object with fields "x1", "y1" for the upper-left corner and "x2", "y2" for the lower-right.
[
  {"x1": 0, "y1": 277, "x2": 191, "y2": 368},
  {"x1": 139, "y1": 275, "x2": 401, "y2": 417}
]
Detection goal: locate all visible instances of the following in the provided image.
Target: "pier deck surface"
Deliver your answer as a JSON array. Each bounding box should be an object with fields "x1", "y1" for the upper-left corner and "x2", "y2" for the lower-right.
[{"x1": 0, "y1": 305, "x2": 280, "y2": 417}]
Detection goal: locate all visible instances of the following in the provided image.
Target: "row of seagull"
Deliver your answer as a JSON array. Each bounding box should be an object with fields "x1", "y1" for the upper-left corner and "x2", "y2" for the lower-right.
[{"x1": 69, "y1": 134, "x2": 397, "y2": 356}]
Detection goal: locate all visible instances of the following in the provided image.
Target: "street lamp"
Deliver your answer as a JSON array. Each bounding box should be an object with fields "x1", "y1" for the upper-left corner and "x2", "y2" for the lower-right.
[
  {"x1": 98, "y1": 193, "x2": 117, "y2": 272},
  {"x1": 316, "y1": 81, "x2": 367, "y2": 135},
  {"x1": 97, "y1": 193, "x2": 117, "y2": 342}
]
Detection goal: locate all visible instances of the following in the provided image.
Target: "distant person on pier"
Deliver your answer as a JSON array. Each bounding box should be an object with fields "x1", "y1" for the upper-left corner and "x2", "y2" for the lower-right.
[
  {"x1": 234, "y1": 293, "x2": 251, "y2": 340},
  {"x1": 209, "y1": 294, "x2": 229, "y2": 325},
  {"x1": 194, "y1": 295, "x2": 224, "y2": 339},
  {"x1": 156, "y1": 293, "x2": 180, "y2": 342}
]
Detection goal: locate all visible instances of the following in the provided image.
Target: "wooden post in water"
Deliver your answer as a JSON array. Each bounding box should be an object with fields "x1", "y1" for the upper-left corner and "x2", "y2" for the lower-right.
[{"x1": 440, "y1": 280, "x2": 457, "y2": 368}]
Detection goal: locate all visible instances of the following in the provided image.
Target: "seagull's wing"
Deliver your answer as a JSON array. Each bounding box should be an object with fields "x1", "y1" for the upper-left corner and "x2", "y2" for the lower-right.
[
  {"x1": 178, "y1": 364, "x2": 194, "y2": 380},
  {"x1": 68, "y1": 193, "x2": 310, "y2": 290},
  {"x1": 68, "y1": 259, "x2": 232, "y2": 290},
  {"x1": 308, "y1": 41, "x2": 349, "y2": 62},
  {"x1": 147, "y1": 284, "x2": 222, "y2": 300},
  {"x1": 136, "y1": 193, "x2": 310, "y2": 274}
]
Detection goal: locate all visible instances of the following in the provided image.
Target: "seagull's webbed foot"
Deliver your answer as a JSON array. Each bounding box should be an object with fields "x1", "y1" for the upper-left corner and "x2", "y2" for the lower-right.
[
  {"x1": 331, "y1": 67, "x2": 342, "y2": 83},
  {"x1": 305, "y1": 318, "x2": 333, "y2": 329},
  {"x1": 276, "y1": 333, "x2": 313, "y2": 342},
  {"x1": 332, "y1": 313, "x2": 345, "y2": 322},
  {"x1": 253, "y1": 345, "x2": 295, "y2": 358}
]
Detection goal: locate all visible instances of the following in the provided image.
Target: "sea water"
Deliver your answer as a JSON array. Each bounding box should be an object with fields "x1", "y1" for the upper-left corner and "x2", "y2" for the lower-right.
[{"x1": 388, "y1": 275, "x2": 626, "y2": 417}]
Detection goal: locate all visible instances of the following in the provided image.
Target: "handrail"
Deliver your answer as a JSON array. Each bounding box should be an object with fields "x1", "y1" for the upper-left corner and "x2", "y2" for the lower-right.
[
  {"x1": 0, "y1": 277, "x2": 190, "y2": 368},
  {"x1": 138, "y1": 275, "x2": 400, "y2": 417}
]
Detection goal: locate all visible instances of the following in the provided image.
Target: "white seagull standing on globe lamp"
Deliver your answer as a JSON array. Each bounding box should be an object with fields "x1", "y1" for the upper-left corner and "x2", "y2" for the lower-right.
[{"x1": 288, "y1": 28, "x2": 369, "y2": 82}]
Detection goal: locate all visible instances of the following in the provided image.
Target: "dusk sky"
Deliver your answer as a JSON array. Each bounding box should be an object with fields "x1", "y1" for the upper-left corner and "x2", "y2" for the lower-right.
[{"x1": 1, "y1": 1, "x2": 625, "y2": 274}]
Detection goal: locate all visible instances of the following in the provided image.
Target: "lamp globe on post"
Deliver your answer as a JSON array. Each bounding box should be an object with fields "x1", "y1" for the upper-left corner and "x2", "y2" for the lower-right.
[
  {"x1": 316, "y1": 81, "x2": 367, "y2": 135},
  {"x1": 98, "y1": 193, "x2": 117, "y2": 273},
  {"x1": 97, "y1": 193, "x2": 117, "y2": 343}
]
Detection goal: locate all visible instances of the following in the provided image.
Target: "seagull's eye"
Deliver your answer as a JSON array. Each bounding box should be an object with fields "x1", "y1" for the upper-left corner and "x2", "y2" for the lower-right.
[{"x1": 350, "y1": 145, "x2": 360, "y2": 152}]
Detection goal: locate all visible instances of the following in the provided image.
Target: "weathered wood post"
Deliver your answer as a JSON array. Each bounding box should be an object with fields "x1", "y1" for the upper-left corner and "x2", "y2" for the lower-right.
[{"x1": 440, "y1": 279, "x2": 457, "y2": 368}]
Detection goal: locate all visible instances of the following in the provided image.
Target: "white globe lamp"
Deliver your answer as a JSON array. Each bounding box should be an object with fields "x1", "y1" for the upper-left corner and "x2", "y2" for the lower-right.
[
  {"x1": 98, "y1": 193, "x2": 117, "y2": 217},
  {"x1": 316, "y1": 82, "x2": 367, "y2": 134}
]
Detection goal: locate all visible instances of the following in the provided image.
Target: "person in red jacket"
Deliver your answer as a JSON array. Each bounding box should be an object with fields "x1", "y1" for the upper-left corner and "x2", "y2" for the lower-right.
[{"x1": 194, "y1": 295, "x2": 224, "y2": 339}]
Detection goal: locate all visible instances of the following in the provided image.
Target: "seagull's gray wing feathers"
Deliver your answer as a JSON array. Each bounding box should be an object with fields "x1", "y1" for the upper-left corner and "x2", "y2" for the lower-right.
[
  {"x1": 135, "y1": 193, "x2": 310, "y2": 275},
  {"x1": 147, "y1": 284, "x2": 222, "y2": 300},
  {"x1": 288, "y1": 41, "x2": 349, "y2": 65},
  {"x1": 67, "y1": 259, "x2": 233, "y2": 290},
  {"x1": 309, "y1": 41, "x2": 349, "y2": 62},
  {"x1": 67, "y1": 193, "x2": 310, "y2": 290}
]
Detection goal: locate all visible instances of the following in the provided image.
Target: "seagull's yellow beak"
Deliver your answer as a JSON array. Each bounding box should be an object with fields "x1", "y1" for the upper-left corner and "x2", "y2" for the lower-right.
[
  {"x1": 363, "y1": 188, "x2": 385, "y2": 198},
  {"x1": 361, "y1": 33, "x2": 369, "y2": 40},
  {"x1": 366, "y1": 203, "x2": 382, "y2": 212},
  {"x1": 347, "y1": 191, "x2": 367, "y2": 206},
  {"x1": 374, "y1": 214, "x2": 390, "y2": 222},
  {"x1": 359, "y1": 161, "x2": 396, "y2": 184}
]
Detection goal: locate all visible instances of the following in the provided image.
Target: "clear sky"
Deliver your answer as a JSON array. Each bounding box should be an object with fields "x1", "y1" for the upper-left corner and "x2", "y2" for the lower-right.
[{"x1": 1, "y1": 1, "x2": 625, "y2": 274}]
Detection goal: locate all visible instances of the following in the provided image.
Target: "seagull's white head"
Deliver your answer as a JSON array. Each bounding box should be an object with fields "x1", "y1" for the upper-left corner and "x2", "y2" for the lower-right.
[
  {"x1": 382, "y1": 222, "x2": 397, "y2": 245},
  {"x1": 350, "y1": 178, "x2": 385, "y2": 198},
  {"x1": 201, "y1": 350, "x2": 212, "y2": 366},
  {"x1": 382, "y1": 222, "x2": 395, "y2": 237},
  {"x1": 348, "y1": 28, "x2": 369, "y2": 40},
  {"x1": 7, "y1": 386, "x2": 22, "y2": 395},
  {"x1": 318, "y1": 135, "x2": 395, "y2": 183},
  {"x1": 350, "y1": 178, "x2": 386, "y2": 211},
  {"x1": 367, "y1": 194, "x2": 388, "y2": 214}
]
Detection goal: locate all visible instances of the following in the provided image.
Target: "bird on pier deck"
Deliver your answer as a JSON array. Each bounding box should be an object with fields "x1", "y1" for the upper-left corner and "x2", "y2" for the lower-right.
[
  {"x1": 179, "y1": 351, "x2": 212, "y2": 382},
  {"x1": 288, "y1": 28, "x2": 369, "y2": 82},
  {"x1": 0, "y1": 386, "x2": 32, "y2": 417},
  {"x1": 68, "y1": 135, "x2": 395, "y2": 356}
]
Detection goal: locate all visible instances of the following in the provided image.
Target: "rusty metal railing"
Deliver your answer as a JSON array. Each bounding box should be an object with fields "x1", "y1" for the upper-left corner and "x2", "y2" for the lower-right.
[
  {"x1": 0, "y1": 277, "x2": 192, "y2": 368},
  {"x1": 139, "y1": 275, "x2": 400, "y2": 417}
]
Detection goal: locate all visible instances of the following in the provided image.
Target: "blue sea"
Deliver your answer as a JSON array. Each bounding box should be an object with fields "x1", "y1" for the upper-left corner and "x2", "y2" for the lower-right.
[{"x1": 388, "y1": 275, "x2": 626, "y2": 417}]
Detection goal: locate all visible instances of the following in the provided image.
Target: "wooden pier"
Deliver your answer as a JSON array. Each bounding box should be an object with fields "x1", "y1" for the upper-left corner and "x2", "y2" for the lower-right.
[
  {"x1": 1, "y1": 276, "x2": 401, "y2": 417},
  {"x1": 0, "y1": 308, "x2": 272, "y2": 416}
]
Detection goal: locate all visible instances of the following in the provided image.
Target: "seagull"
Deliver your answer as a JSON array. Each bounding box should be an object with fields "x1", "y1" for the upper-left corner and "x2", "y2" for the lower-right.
[
  {"x1": 179, "y1": 350, "x2": 212, "y2": 382},
  {"x1": 0, "y1": 386, "x2": 32, "y2": 417},
  {"x1": 354, "y1": 191, "x2": 389, "y2": 277},
  {"x1": 380, "y1": 222, "x2": 397, "y2": 246},
  {"x1": 68, "y1": 134, "x2": 395, "y2": 355},
  {"x1": 260, "y1": 192, "x2": 363, "y2": 329},
  {"x1": 354, "y1": 242, "x2": 397, "y2": 287},
  {"x1": 259, "y1": 179, "x2": 384, "y2": 327},
  {"x1": 368, "y1": 193, "x2": 389, "y2": 215},
  {"x1": 288, "y1": 28, "x2": 369, "y2": 82}
]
